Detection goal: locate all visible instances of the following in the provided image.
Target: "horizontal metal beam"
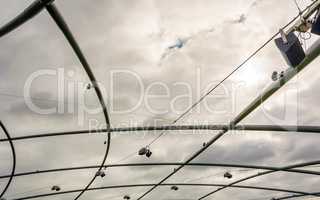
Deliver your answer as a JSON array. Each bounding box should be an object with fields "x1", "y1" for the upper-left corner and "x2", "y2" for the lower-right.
[
  {"x1": 1, "y1": 125, "x2": 319, "y2": 143},
  {"x1": 111, "y1": 125, "x2": 320, "y2": 133},
  {"x1": 1, "y1": 162, "x2": 320, "y2": 180},
  {"x1": 0, "y1": 0, "x2": 53, "y2": 38},
  {"x1": 11, "y1": 183, "x2": 318, "y2": 200}
]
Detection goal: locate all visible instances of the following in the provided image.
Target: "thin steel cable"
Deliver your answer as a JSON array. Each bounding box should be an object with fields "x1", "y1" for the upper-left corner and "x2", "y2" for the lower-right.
[
  {"x1": 184, "y1": 171, "x2": 224, "y2": 183},
  {"x1": 0, "y1": 121, "x2": 16, "y2": 199},
  {"x1": 293, "y1": 0, "x2": 303, "y2": 14},
  {"x1": 113, "y1": 0, "x2": 318, "y2": 165},
  {"x1": 135, "y1": 1, "x2": 320, "y2": 199},
  {"x1": 185, "y1": 168, "x2": 257, "y2": 183},
  {"x1": 146, "y1": 2, "x2": 306, "y2": 146},
  {"x1": 44, "y1": 3, "x2": 112, "y2": 200}
]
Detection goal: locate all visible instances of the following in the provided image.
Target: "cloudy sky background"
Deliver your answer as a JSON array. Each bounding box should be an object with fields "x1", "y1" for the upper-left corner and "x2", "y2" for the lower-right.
[{"x1": 1, "y1": 0, "x2": 320, "y2": 199}]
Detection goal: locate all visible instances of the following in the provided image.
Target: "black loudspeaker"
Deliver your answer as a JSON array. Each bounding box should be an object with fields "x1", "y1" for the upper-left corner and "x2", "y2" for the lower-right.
[
  {"x1": 311, "y1": 12, "x2": 320, "y2": 35},
  {"x1": 275, "y1": 32, "x2": 305, "y2": 67}
]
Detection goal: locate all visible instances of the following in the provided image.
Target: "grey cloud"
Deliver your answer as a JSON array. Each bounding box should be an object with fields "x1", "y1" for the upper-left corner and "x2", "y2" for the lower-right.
[
  {"x1": 1, "y1": 0, "x2": 320, "y2": 200},
  {"x1": 194, "y1": 137, "x2": 275, "y2": 165}
]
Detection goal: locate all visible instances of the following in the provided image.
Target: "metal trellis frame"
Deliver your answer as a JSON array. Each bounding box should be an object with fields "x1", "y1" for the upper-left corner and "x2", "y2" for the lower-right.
[{"x1": 0, "y1": 0, "x2": 320, "y2": 200}]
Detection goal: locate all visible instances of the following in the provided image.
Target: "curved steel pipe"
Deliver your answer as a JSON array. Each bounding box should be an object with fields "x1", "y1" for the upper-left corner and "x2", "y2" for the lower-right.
[
  {"x1": 111, "y1": 125, "x2": 320, "y2": 133},
  {"x1": 0, "y1": 0, "x2": 53, "y2": 38},
  {"x1": 1, "y1": 125, "x2": 320, "y2": 143},
  {"x1": 1, "y1": 162, "x2": 320, "y2": 180},
  {"x1": 45, "y1": 3, "x2": 112, "y2": 200},
  {"x1": 274, "y1": 192, "x2": 320, "y2": 200},
  {"x1": 0, "y1": 121, "x2": 16, "y2": 199},
  {"x1": 12, "y1": 183, "x2": 318, "y2": 200}
]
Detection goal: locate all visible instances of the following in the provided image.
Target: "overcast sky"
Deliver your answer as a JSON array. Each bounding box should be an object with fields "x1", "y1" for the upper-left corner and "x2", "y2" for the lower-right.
[{"x1": 1, "y1": 0, "x2": 320, "y2": 199}]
